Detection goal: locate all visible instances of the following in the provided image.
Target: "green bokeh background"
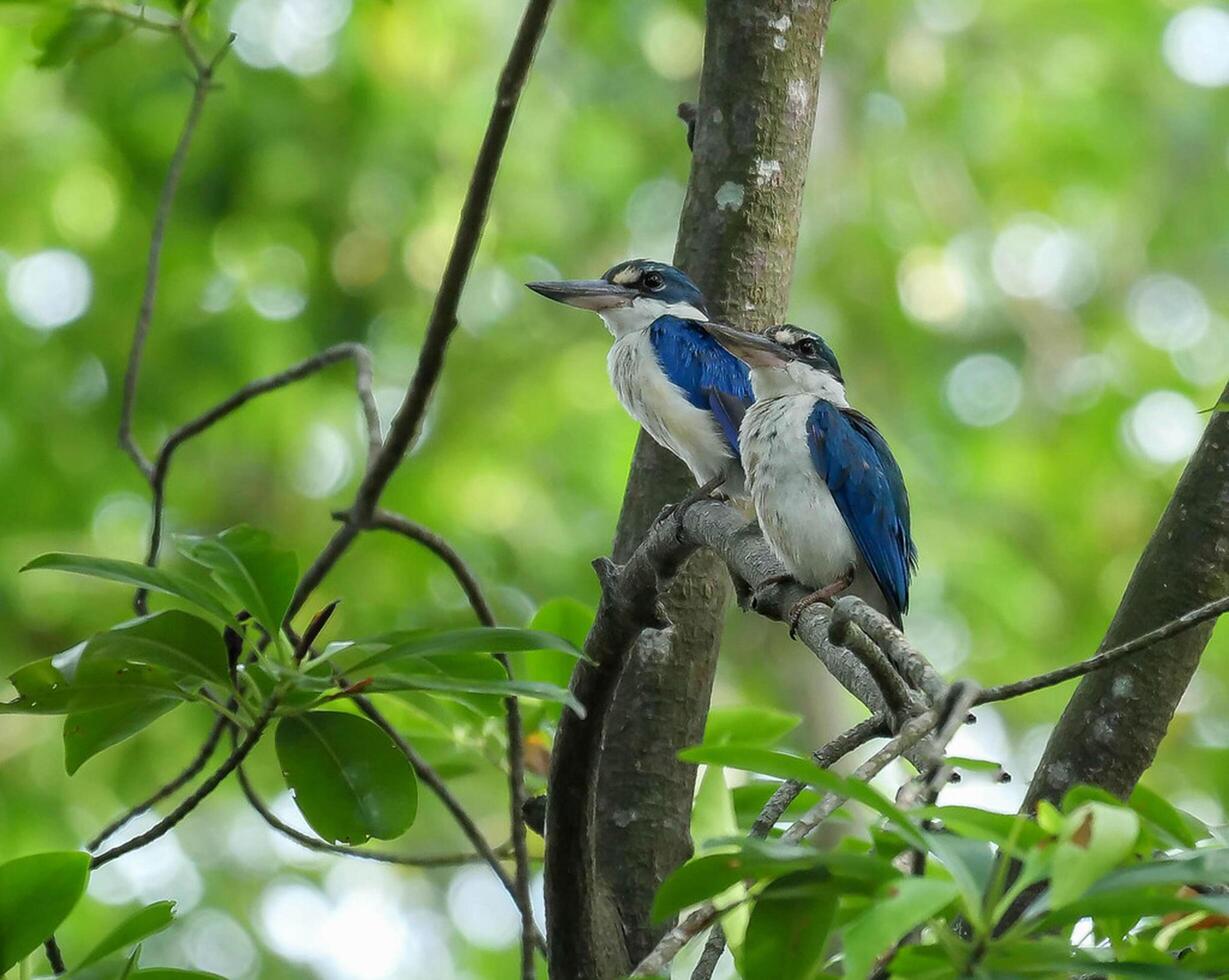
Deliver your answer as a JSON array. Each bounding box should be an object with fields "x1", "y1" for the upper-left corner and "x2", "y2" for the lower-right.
[{"x1": 1, "y1": 0, "x2": 1226, "y2": 975}]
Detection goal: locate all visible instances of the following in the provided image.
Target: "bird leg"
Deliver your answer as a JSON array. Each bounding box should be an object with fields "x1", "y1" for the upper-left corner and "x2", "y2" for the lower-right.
[
  {"x1": 788, "y1": 566, "x2": 856, "y2": 639},
  {"x1": 658, "y1": 475, "x2": 727, "y2": 541}
]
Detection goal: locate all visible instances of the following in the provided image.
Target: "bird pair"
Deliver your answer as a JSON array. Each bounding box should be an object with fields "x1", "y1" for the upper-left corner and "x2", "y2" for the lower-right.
[{"x1": 526, "y1": 259, "x2": 916, "y2": 632}]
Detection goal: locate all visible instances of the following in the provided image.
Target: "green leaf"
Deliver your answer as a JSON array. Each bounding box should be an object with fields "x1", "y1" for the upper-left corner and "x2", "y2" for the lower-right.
[
  {"x1": 76, "y1": 901, "x2": 177, "y2": 970},
  {"x1": 362, "y1": 654, "x2": 585, "y2": 716},
  {"x1": 689, "y1": 759, "x2": 750, "y2": 954},
  {"x1": 680, "y1": 745, "x2": 924, "y2": 847},
  {"x1": 651, "y1": 843, "x2": 821, "y2": 921},
  {"x1": 703, "y1": 705, "x2": 802, "y2": 746},
  {"x1": 21, "y1": 554, "x2": 236, "y2": 625},
  {"x1": 1129, "y1": 785, "x2": 1198, "y2": 849},
  {"x1": 332, "y1": 625, "x2": 585, "y2": 674},
  {"x1": 0, "y1": 851, "x2": 91, "y2": 973},
  {"x1": 3, "y1": 650, "x2": 191, "y2": 715},
  {"x1": 920, "y1": 807, "x2": 1046, "y2": 855},
  {"x1": 276, "y1": 711, "x2": 418, "y2": 845},
  {"x1": 842, "y1": 877, "x2": 960, "y2": 980},
  {"x1": 512, "y1": 598, "x2": 592, "y2": 729},
  {"x1": 742, "y1": 870, "x2": 837, "y2": 980},
  {"x1": 34, "y1": 7, "x2": 128, "y2": 68},
  {"x1": 64, "y1": 697, "x2": 180, "y2": 773},
  {"x1": 86, "y1": 611, "x2": 231, "y2": 686},
  {"x1": 178, "y1": 526, "x2": 297, "y2": 636},
  {"x1": 922, "y1": 832, "x2": 994, "y2": 929},
  {"x1": 1049, "y1": 802, "x2": 1140, "y2": 908},
  {"x1": 128, "y1": 971, "x2": 226, "y2": 979},
  {"x1": 944, "y1": 756, "x2": 1005, "y2": 774}
]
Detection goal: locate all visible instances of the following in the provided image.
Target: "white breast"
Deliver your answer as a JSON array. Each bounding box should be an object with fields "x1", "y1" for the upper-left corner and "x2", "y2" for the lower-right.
[
  {"x1": 742, "y1": 395, "x2": 867, "y2": 593},
  {"x1": 607, "y1": 330, "x2": 738, "y2": 490}
]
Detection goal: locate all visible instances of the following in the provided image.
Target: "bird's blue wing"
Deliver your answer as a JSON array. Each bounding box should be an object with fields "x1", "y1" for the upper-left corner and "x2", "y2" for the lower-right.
[
  {"x1": 649, "y1": 316, "x2": 754, "y2": 453},
  {"x1": 807, "y1": 402, "x2": 917, "y2": 626}
]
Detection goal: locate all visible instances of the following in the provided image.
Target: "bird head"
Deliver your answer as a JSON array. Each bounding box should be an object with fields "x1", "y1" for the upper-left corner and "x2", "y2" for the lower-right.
[
  {"x1": 526, "y1": 259, "x2": 708, "y2": 337},
  {"x1": 702, "y1": 322, "x2": 847, "y2": 404}
]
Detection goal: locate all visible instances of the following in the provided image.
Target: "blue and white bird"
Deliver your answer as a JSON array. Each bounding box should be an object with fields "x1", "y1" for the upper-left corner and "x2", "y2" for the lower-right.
[
  {"x1": 701, "y1": 321, "x2": 917, "y2": 629},
  {"x1": 526, "y1": 259, "x2": 754, "y2": 497}
]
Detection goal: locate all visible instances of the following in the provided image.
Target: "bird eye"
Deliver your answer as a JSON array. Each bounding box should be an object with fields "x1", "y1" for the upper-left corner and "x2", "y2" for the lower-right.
[
  {"x1": 797, "y1": 339, "x2": 818, "y2": 358},
  {"x1": 642, "y1": 271, "x2": 665, "y2": 291}
]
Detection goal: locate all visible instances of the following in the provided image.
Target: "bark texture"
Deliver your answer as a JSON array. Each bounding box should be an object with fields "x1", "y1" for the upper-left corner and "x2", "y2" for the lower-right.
[
  {"x1": 1024, "y1": 381, "x2": 1229, "y2": 808},
  {"x1": 545, "y1": 3, "x2": 835, "y2": 978}
]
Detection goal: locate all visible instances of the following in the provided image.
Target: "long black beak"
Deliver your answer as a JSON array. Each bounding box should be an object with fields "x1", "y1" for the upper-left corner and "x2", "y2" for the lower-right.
[
  {"x1": 702, "y1": 321, "x2": 791, "y2": 368},
  {"x1": 525, "y1": 279, "x2": 637, "y2": 312}
]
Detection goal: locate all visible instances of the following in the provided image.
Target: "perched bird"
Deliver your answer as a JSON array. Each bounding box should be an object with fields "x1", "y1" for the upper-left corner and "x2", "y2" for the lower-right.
[
  {"x1": 526, "y1": 259, "x2": 753, "y2": 498},
  {"x1": 701, "y1": 322, "x2": 917, "y2": 629}
]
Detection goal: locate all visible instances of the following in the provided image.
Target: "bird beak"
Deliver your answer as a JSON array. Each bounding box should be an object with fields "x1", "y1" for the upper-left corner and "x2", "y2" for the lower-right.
[
  {"x1": 525, "y1": 279, "x2": 637, "y2": 311},
  {"x1": 702, "y1": 321, "x2": 791, "y2": 368}
]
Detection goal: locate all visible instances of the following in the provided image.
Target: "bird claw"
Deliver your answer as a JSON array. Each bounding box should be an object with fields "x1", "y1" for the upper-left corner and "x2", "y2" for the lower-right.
[
  {"x1": 660, "y1": 476, "x2": 727, "y2": 542},
  {"x1": 786, "y1": 568, "x2": 856, "y2": 639}
]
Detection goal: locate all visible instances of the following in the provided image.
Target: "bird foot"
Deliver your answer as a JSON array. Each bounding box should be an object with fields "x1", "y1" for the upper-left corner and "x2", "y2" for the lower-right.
[
  {"x1": 659, "y1": 476, "x2": 727, "y2": 542},
  {"x1": 787, "y1": 568, "x2": 856, "y2": 639},
  {"x1": 750, "y1": 573, "x2": 796, "y2": 614}
]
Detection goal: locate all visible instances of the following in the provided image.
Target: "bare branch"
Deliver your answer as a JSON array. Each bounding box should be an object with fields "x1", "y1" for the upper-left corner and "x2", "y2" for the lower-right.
[
  {"x1": 350, "y1": 693, "x2": 547, "y2": 955},
  {"x1": 90, "y1": 699, "x2": 277, "y2": 869},
  {"x1": 366, "y1": 507, "x2": 537, "y2": 969},
  {"x1": 43, "y1": 937, "x2": 66, "y2": 976},
  {"x1": 86, "y1": 712, "x2": 227, "y2": 851},
  {"x1": 119, "y1": 35, "x2": 232, "y2": 478},
  {"x1": 977, "y1": 594, "x2": 1229, "y2": 705},
  {"x1": 143, "y1": 343, "x2": 378, "y2": 576}
]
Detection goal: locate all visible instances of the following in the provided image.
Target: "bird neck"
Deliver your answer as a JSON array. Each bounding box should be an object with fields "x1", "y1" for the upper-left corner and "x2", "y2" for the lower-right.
[
  {"x1": 750, "y1": 363, "x2": 849, "y2": 407},
  {"x1": 598, "y1": 297, "x2": 707, "y2": 338}
]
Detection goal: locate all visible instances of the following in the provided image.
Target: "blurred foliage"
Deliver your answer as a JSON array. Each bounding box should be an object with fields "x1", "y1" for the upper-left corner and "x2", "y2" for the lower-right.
[{"x1": 0, "y1": 0, "x2": 1226, "y2": 975}]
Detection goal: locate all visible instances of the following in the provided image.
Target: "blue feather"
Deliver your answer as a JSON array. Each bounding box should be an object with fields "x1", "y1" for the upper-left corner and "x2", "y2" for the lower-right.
[
  {"x1": 648, "y1": 316, "x2": 754, "y2": 454},
  {"x1": 807, "y1": 402, "x2": 917, "y2": 626}
]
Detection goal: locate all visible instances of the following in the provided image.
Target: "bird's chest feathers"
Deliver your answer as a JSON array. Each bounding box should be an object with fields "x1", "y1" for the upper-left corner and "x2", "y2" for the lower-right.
[
  {"x1": 607, "y1": 331, "x2": 731, "y2": 474},
  {"x1": 741, "y1": 396, "x2": 858, "y2": 583}
]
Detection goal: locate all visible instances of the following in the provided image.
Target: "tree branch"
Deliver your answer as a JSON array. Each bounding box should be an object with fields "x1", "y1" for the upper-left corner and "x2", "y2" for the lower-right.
[
  {"x1": 365, "y1": 507, "x2": 537, "y2": 971},
  {"x1": 350, "y1": 693, "x2": 547, "y2": 955},
  {"x1": 118, "y1": 34, "x2": 232, "y2": 478},
  {"x1": 90, "y1": 699, "x2": 277, "y2": 869},
  {"x1": 86, "y1": 711, "x2": 227, "y2": 851}
]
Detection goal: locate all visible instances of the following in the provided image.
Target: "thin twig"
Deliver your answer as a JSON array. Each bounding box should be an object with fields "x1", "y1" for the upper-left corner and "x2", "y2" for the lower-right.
[
  {"x1": 366, "y1": 508, "x2": 537, "y2": 968},
  {"x1": 350, "y1": 693, "x2": 548, "y2": 955},
  {"x1": 141, "y1": 343, "x2": 378, "y2": 587},
  {"x1": 287, "y1": 0, "x2": 557, "y2": 618},
  {"x1": 234, "y1": 745, "x2": 517, "y2": 867},
  {"x1": 977, "y1": 595, "x2": 1229, "y2": 705},
  {"x1": 86, "y1": 712, "x2": 228, "y2": 851},
  {"x1": 119, "y1": 34, "x2": 232, "y2": 479},
  {"x1": 90, "y1": 699, "x2": 277, "y2": 869},
  {"x1": 43, "y1": 937, "x2": 66, "y2": 976}
]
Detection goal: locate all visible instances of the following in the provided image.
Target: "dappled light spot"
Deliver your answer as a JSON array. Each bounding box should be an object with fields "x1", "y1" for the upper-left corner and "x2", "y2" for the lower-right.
[
  {"x1": 52, "y1": 164, "x2": 119, "y2": 246},
  {"x1": 181, "y1": 908, "x2": 260, "y2": 978},
  {"x1": 447, "y1": 864, "x2": 521, "y2": 950},
  {"x1": 293, "y1": 423, "x2": 354, "y2": 500},
  {"x1": 1049, "y1": 354, "x2": 1111, "y2": 414},
  {"x1": 258, "y1": 878, "x2": 332, "y2": 962},
  {"x1": 944, "y1": 353, "x2": 1021, "y2": 427},
  {"x1": 88, "y1": 812, "x2": 204, "y2": 912},
  {"x1": 64, "y1": 355, "x2": 108, "y2": 410},
  {"x1": 230, "y1": 0, "x2": 351, "y2": 76},
  {"x1": 640, "y1": 7, "x2": 703, "y2": 80},
  {"x1": 990, "y1": 216, "x2": 1098, "y2": 307},
  {"x1": 1163, "y1": 6, "x2": 1229, "y2": 88},
  {"x1": 897, "y1": 245, "x2": 969, "y2": 329},
  {"x1": 1171, "y1": 321, "x2": 1229, "y2": 386},
  {"x1": 914, "y1": 0, "x2": 980, "y2": 35},
  {"x1": 1121, "y1": 390, "x2": 1202, "y2": 466},
  {"x1": 1127, "y1": 273, "x2": 1209, "y2": 352},
  {"x1": 6, "y1": 249, "x2": 92, "y2": 331},
  {"x1": 246, "y1": 244, "x2": 309, "y2": 321},
  {"x1": 457, "y1": 264, "x2": 519, "y2": 334},
  {"x1": 90, "y1": 492, "x2": 152, "y2": 557}
]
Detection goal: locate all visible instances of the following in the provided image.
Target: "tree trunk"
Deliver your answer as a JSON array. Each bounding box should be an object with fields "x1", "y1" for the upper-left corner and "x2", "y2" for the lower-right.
[
  {"x1": 545, "y1": 2, "x2": 835, "y2": 978},
  {"x1": 1023, "y1": 380, "x2": 1229, "y2": 809}
]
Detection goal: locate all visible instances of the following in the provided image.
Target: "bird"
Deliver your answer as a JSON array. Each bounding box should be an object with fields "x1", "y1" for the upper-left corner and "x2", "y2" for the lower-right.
[
  {"x1": 526, "y1": 259, "x2": 754, "y2": 500},
  {"x1": 699, "y1": 321, "x2": 917, "y2": 630}
]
